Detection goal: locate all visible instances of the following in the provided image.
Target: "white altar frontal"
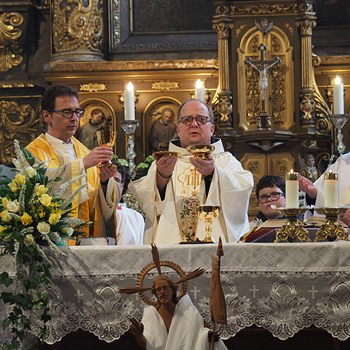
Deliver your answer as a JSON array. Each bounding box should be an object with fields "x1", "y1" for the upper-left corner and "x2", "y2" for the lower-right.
[{"x1": 2, "y1": 242, "x2": 350, "y2": 345}]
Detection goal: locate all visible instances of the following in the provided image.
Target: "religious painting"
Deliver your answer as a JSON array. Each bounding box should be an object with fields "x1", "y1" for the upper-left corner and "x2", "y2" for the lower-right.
[
  {"x1": 143, "y1": 98, "x2": 180, "y2": 156},
  {"x1": 77, "y1": 99, "x2": 116, "y2": 151}
]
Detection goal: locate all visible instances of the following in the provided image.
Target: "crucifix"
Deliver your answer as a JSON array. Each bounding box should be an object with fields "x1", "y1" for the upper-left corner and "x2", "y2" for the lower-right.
[{"x1": 245, "y1": 43, "x2": 281, "y2": 130}]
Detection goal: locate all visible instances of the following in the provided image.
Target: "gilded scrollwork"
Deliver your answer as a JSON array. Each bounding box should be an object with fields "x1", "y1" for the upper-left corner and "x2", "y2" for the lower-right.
[
  {"x1": 300, "y1": 90, "x2": 316, "y2": 121},
  {"x1": 230, "y1": 4, "x2": 298, "y2": 16},
  {"x1": 0, "y1": 101, "x2": 40, "y2": 165},
  {"x1": 212, "y1": 23, "x2": 234, "y2": 39},
  {"x1": 271, "y1": 64, "x2": 285, "y2": 123},
  {"x1": 111, "y1": 0, "x2": 121, "y2": 46},
  {"x1": 0, "y1": 12, "x2": 24, "y2": 73},
  {"x1": 235, "y1": 24, "x2": 247, "y2": 38},
  {"x1": 52, "y1": 0, "x2": 104, "y2": 54},
  {"x1": 297, "y1": 19, "x2": 316, "y2": 36},
  {"x1": 271, "y1": 34, "x2": 282, "y2": 53},
  {"x1": 245, "y1": 64, "x2": 260, "y2": 123},
  {"x1": 248, "y1": 35, "x2": 259, "y2": 54}
]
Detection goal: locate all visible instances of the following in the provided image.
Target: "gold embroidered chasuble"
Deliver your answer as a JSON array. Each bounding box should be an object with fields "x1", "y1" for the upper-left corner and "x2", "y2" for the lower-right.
[{"x1": 26, "y1": 134, "x2": 118, "y2": 238}]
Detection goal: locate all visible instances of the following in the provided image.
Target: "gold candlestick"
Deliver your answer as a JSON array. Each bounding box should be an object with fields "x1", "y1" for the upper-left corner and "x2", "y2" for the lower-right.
[
  {"x1": 314, "y1": 207, "x2": 349, "y2": 241},
  {"x1": 273, "y1": 207, "x2": 309, "y2": 242},
  {"x1": 198, "y1": 206, "x2": 220, "y2": 243}
]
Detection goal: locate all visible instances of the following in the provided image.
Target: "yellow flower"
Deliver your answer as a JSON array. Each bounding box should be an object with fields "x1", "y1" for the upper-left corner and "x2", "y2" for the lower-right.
[
  {"x1": 49, "y1": 212, "x2": 61, "y2": 225},
  {"x1": 37, "y1": 222, "x2": 50, "y2": 235},
  {"x1": 8, "y1": 182, "x2": 19, "y2": 193},
  {"x1": 0, "y1": 210, "x2": 12, "y2": 223},
  {"x1": 24, "y1": 234, "x2": 34, "y2": 246},
  {"x1": 35, "y1": 185, "x2": 48, "y2": 197},
  {"x1": 21, "y1": 212, "x2": 33, "y2": 226},
  {"x1": 38, "y1": 205, "x2": 46, "y2": 218},
  {"x1": 14, "y1": 173, "x2": 25, "y2": 186},
  {"x1": 2, "y1": 197, "x2": 8, "y2": 208},
  {"x1": 40, "y1": 194, "x2": 52, "y2": 207},
  {"x1": 0, "y1": 225, "x2": 6, "y2": 233}
]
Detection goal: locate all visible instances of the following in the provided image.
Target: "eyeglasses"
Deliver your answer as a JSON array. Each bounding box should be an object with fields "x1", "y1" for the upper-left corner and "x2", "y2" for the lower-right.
[
  {"x1": 52, "y1": 108, "x2": 85, "y2": 118},
  {"x1": 258, "y1": 192, "x2": 284, "y2": 203},
  {"x1": 178, "y1": 115, "x2": 212, "y2": 126}
]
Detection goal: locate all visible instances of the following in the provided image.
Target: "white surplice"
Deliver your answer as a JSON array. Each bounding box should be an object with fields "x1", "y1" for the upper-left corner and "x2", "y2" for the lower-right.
[
  {"x1": 314, "y1": 153, "x2": 350, "y2": 207},
  {"x1": 130, "y1": 139, "x2": 253, "y2": 244},
  {"x1": 142, "y1": 294, "x2": 227, "y2": 350}
]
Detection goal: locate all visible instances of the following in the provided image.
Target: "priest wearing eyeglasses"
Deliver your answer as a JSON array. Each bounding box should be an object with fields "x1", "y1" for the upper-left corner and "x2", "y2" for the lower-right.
[
  {"x1": 26, "y1": 84, "x2": 120, "y2": 241},
  {"x1": 130, "y1": 98, "x2": 253, "y2": 244}
]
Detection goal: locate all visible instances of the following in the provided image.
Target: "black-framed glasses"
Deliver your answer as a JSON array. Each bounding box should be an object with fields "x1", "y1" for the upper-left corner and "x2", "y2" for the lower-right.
[
  {"x1": 179, "y1": 115, "x2": 212, "y2": 126},
  {"x1": 258, "y1": 192, "x2": 284, "y2": 203},
  {"x1": 52, "y1": 108, "x2": 85, "y2": 118}
]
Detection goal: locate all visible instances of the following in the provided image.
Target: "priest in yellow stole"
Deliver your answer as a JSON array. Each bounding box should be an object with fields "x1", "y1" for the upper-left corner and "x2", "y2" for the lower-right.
[{"x1": 26, "y1": 84, "x2": 120, "y2": 241}]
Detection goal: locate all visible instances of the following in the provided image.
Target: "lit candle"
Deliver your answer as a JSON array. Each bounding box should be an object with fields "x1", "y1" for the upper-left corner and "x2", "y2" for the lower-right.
[
  {"x1": 324, "y1": 171, "x2": 338, "y2": 208},
  {"x1": 333, "y1": 76, "x2": 344, "y2": 115},
  {"x1": 124, "y1": 82, "x2": 135, "y2": 121},
  {"x1": 285, "y1": 170, "x2": 299, "y2": 208},
  {"x1": 195, "y1": 79, "x2": 206, "y2": 102}
]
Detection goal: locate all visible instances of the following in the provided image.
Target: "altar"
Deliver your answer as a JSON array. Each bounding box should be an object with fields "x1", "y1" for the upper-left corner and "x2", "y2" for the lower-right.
[{"x1": 2, "y1": 241, "x2": 350, "y2": 346}]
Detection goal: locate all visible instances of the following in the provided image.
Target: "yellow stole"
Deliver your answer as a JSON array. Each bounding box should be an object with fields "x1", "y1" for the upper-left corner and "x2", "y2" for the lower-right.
[{"x1": 26, "y1": 134, "x2": 101, "y2": 239}]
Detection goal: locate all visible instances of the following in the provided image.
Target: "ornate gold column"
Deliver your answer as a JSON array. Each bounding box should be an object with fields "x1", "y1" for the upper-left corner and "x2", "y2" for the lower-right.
[
  {"x1": 213, "y1": 12, "x2": 234, "y2": 127},
  {"x1": 51, "y1": 0, "x2": 104, "y2": 61},
  {"x1": 296, "y1": 0, "x2": 317, "y2": 128}
]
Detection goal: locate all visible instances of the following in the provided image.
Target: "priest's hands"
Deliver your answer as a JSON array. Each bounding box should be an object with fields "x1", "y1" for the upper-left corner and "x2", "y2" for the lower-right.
[
  {"x1": 83, "y1": 146, "x2": 114, "y2": 169},
  {"x1": 190, "y1": 154, "x2": 215, "y2": 176},
  {"x1": 339, "y1": 209, "x2": 350, "y2": 227},
  {"x1": 299, "y1": 175, "x2": 317, "y2": 198},
  {"x1": 156, "y1": 154, "x2": 177, "y2": 179},
  {"x1": 99, "y1": 165, "x2": 119, "y2": 183}
]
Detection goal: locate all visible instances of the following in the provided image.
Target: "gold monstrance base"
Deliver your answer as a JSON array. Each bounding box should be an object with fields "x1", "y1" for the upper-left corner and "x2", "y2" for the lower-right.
[
  {"x1": 96, "y1": 130, "x2": 117, "y2": 168},
  {"x1": 315, "y1": 207, "x2": 349, "y2": 241},
  {"x1": 274, "y1": 207, "x2": 309, "y2": 243}
]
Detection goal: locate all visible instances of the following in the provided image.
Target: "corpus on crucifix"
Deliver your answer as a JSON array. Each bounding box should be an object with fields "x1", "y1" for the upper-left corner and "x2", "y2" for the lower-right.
[{"x1": 245, "y1": 43, "x2": 281, "y2": 130}]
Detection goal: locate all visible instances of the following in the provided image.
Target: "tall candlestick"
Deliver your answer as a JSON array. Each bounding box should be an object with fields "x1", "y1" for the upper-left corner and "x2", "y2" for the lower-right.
[
  {"x1": 285, "y1": 170, "x2": 299, "y2": 208},
  {"x1": 333, "y1": 76, "x2": 344, "y2": 115},
  {"x1": 324, "y1": 171, "x2": 338, "y2": 208},
  {"x1": 124, "y1": 82, "x2": 135, "y2": 121},
  {"x1": 195, "y1": 79, "x2": 206, "y2": 102}
]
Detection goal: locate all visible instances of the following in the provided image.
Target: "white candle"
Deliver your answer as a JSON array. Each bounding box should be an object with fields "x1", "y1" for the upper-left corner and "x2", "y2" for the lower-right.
[
  {"x1": 195, "y1": 79, "x2": 206, "y2": 102},
  {"x1": 285, "y1": 170, "x2": 299, "y2": 208},
  {"x1": 333, "y1": 76, "x2": 344, "y2": 115},
  {"x1": 124, "y1": 82, "x2": 135, "y2": 121},
  {"x1": 324, "y1": 171, "x2": 338, "y2": 208}
]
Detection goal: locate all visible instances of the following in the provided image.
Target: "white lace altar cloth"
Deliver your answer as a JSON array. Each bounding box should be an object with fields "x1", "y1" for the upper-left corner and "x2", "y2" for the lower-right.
[{"x1": 2, "y1": 242, "x2": 350, "y2": 345}]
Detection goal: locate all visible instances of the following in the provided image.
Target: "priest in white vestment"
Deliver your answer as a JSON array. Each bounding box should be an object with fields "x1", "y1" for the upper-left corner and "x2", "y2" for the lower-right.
[
  {"x1": 130, "y1": 99, "x2": 253, "y2": 244},
  {"x1": 26, "y1": 84, "x2": 121, "y2": 240}
]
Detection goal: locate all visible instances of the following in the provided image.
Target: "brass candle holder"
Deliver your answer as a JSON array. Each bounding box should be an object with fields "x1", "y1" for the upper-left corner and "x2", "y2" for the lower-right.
[
  {"x1": 273, "y1": 207, "x2": 309, "y2": 243},
  {"x1": 314, "y1": 207, "x2": 349, "y2": 241},
  {"x1": 198, "y1": 206, "x2": 220, "y2": 243},
  {"x1": 186, "y1": 144, "x2": 215, "y2": 159}
]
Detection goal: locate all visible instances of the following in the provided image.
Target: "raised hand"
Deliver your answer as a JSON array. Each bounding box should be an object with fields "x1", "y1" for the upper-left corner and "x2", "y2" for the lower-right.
[
  {"x1": 190, "y1": 154, "x2": 215, "y2": 176},
  {"x1": 129, "y1": 317, "x2": 147, "y2": 349},
  {"x1": 156, "y1": 154, "x2": 177, "y2": 178},
  {"x1": 299, "y1": 175, "x2": 317, "y2": 199},
  {"x1": 83, "y1": 146, "x2": 114, "y2": 169}
]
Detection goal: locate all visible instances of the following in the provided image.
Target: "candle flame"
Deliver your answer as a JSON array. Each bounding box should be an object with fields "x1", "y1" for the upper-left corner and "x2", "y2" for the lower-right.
[
  {"x1": 290, "y1": 169, "x2": 294, "y2": 173},
  {"x1": 195, "y1": 79, "x2": 204, "y2": 89},
  {"x1": 334, "y1": 76, "x2": 342, "y2": 85},
  {"x1": 126, "y1": 81, "x2": 134, "y2": 91}
]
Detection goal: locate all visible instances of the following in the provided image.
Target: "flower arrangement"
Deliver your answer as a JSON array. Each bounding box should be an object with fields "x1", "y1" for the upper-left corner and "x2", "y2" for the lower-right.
[{"x1": 0, "y1": 140, "x2": 89, "y2": 349}]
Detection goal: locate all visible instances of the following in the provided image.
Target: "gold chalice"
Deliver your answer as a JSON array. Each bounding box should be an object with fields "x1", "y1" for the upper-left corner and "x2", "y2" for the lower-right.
[
  {"x1": 96, "y1": 129, "x2": 117, "y2": 168},
  {"x1": 186, "y1": 144, "x2": 215, "y2": 159},
  {"x1": 198, "y1": 206, "x2": 220, "y2": 243}
]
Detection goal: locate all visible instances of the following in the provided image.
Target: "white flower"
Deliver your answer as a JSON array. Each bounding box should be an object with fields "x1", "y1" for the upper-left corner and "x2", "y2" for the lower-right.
[
  {"x1": 24, "y1": 234, "x2": 34, "y2": 246},
  {"x1": 24, "y1": 166, "x2": 36, "y2": 178},
  {"x1": 62, "y1": 226, "x2": 74, "y2": 237},
  {"x1": 37, "y1": 222, "x2": 50, "y2": 235},
  {"x1": 6, "y1": 200, "x2": 20, "y2": 213}
]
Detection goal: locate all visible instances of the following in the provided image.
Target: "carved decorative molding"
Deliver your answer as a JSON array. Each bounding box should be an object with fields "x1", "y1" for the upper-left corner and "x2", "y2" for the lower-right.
[
  {"x1": 80, "y1": 83, "x2": 107, "y2": 92},
  {"x1": 300, "y1": 89, "x2": 316, "y2": 121},
  {"x1": 0, "y1": 12, "x2": 24, "y2": 73},
  {"x1": 0, "y1": 81, "x2": 34, "y2": 89},
  {"x1": 50, "y1": 59, "x2": 219, "y2": 72},
  {"x1": 319, "y1": 56, "x2": 350, "y2": 66},
  {"x1": 52, "y1": 0, "x2": 104, "y2": 57},
  {"x1": 212, "y1": 23, "x2": 234, "y2": 39},
  {"x1": 297, "y1": 19, "x2": 316, "y2": 36},
  {"x1": 0, "y1": 100, "x2": 40, "y2": 165},
  {"x1": 230, "y1": 3, "x2": 298, "y2": 16},
  {"x1": 111, "y1": 0, "x2": 121, "y2": 46},
  {"x1": 151, "y1": 82, "x2": 179, "y2": 91},
  {"x1": 236, "y1": 24, "x2": 247, "y2": 38}
]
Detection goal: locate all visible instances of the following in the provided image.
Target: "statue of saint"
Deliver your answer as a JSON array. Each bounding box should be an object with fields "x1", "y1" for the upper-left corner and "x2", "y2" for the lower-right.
[
  {"x1": 149, "y1": 108, "x2": 176, "y2": 153},
  {"x1": 300, "y1": 154, "x2": 318, "y2": 183}
]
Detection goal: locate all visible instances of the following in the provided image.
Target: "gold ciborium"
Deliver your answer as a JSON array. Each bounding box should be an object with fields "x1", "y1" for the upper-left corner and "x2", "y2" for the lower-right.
[
  {"x1": 314, "y1": 207, "x2": 349, "y2": 241},
  {"x1": 198, "y1": 206, "x2": 220, "y2": 243},
  {"x1": 186, "y1": 144, "x2": 215, "y2": 159},
  {"x1": 96, "y1": 129, "x2": 117, "y2": 168},
  {"x1": 273, "y1": 207, "x2": 309, "y2": 243}
]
